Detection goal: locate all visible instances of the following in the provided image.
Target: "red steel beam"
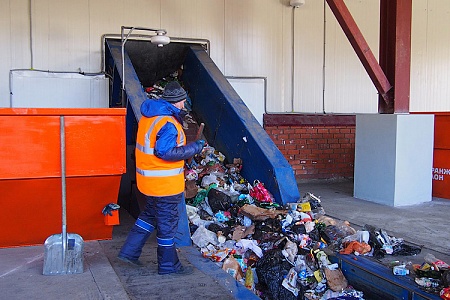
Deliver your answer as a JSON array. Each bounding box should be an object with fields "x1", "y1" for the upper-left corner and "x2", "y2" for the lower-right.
[
  {"x1": 326, "y1": 0, "x2": 393, "y2": 106},
  {"x1": 379, "y1": 0, "x2": 412, "y2": 113}
]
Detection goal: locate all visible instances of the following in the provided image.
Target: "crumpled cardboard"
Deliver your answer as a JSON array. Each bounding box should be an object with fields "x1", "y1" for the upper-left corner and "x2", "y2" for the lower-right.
[
  {"x1": 239, "y1": 204, "x2": 286, "y2": 221},
  {"x1": 324, "y1": 267, "x2": 348, "y2": 292},
  {"x1": 232, "y1": 225, "x2": 255, "y2": 241}
]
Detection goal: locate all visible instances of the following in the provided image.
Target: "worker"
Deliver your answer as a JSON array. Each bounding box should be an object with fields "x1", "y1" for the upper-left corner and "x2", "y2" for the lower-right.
[{"x1": 118, "y1": 81, "x2": 205, "y2": 275}]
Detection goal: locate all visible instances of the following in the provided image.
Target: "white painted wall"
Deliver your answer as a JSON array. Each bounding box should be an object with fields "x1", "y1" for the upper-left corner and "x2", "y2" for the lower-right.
[
  {"x1": 324, "y1": 0, "x2": 380, "y2": 113},
  {"x1": 411, "y1": 0, "x2": 450, "y2": 112},
  {"x1": 227, "y1": 77, "x2": 265, "y2": 126},
  {"x1": 0, "y1": 0, "x2": 449, "y2": 113}
]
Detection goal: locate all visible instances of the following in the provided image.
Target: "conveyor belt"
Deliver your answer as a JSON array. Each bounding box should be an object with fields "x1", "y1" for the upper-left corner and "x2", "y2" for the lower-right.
[{"x1": 104, "y1": 39, "x2": 300, "y2": 205}]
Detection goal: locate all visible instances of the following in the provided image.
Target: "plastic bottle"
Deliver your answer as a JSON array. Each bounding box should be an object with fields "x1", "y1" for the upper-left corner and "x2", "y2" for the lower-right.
[
  {"x1": 294, "y1": 256, "x2": 307, "y2": 280},
  {"x1": 245, "y1": 268, "x2": 254, "y2": 291}
]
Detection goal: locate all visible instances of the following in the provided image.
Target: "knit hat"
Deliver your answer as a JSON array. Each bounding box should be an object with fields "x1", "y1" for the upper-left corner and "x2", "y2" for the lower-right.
[{"x1": 161, "y1": 81, "x2": 187, "y2": 103}]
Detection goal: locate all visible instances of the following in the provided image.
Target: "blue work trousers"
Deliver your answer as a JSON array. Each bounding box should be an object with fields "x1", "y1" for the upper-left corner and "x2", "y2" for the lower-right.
[{"x1": 119, "y1": 193, "x2": 183, "y2": 274}]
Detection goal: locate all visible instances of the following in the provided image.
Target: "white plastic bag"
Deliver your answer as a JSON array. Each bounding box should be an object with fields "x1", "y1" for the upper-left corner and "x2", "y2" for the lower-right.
[{"x1": 191, "y1": 225, "x2": 219, "y2": 248}]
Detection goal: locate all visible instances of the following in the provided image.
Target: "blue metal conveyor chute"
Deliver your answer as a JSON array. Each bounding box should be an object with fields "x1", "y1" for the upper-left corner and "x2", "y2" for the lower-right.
[{"x1": 105, "y1": 39, "x2": 300, "y2": 205}]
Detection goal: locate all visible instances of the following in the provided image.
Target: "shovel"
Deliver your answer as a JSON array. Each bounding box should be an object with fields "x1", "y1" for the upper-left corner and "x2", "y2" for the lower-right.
[{"x1": 43, "y1": 116, "x2": 84, "y2": 275}]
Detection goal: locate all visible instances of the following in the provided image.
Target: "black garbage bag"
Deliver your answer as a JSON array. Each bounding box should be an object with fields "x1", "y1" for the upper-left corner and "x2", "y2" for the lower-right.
[
  {"x1": 207, "y1": 222, "x2": 231, "y2": 237},
  {"x1": 308, "y1": 227, "x2": 321, "y2": 243},
  {"x1": 443, "y1": 270, "x2": 450, "y2": 287},
  {"x1": 392, "y1": 243, "x2": 422, "y2": 256},
  {"x1": 255, "y1": 249, "x2": 302, "y2": 300},
  {"x1": 207, "y1": 188, "x2": 232, "y2": 213},
  {"x1": 291, "y1": 224, "x2": 306, "y2": 235},
  {"x1": 362, "y1": 224, "x2": 387, "y2": 258},
  {"x1": 189, "y1": 223, "x2": 198, "y2": 235}
]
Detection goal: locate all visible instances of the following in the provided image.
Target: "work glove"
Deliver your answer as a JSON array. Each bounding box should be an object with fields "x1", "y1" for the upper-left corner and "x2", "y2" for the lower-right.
[
  {"x1": 102, "y1": 203, "x2": 120, "y2": 216},
  {"x1": 193, "y1": 139, "x2": 206, "y2": 156},
  {"x1": 196, "y1": 139, "x2": 206, "y2": 148},
  {"x1": 195, "y1": 140, "x2": 206, "y2": 152}
]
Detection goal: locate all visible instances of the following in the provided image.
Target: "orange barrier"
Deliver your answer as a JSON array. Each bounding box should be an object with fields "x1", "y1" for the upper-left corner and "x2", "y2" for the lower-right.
[{"x1": 0, "y1": 108, "x2": 126, "y2": 248}]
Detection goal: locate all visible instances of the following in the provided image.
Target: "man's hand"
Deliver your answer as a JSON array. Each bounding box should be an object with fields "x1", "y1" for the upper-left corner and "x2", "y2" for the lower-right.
[{"x1": 196, "y1": 139, "x2": 206, "y2": 148}]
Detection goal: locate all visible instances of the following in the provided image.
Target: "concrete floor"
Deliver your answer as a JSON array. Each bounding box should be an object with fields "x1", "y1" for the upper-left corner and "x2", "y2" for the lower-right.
[{"x1": 0, "y1": 179, "x2": 448, "y2": 299}]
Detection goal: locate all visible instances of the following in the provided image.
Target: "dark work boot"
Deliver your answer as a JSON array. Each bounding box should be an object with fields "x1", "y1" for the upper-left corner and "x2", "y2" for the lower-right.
[{"x1": 169, "y1": 265, "x2": 194, "y2": 276}]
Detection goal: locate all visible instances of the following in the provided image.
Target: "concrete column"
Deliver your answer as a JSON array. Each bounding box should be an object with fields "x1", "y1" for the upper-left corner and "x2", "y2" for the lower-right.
[{"x1": 354, "y1": 114, "x2": 434, "y2": 206}]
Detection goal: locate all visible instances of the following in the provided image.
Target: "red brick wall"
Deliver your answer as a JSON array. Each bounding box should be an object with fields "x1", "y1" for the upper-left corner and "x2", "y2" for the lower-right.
[{"x1": 264, "y1": 114, "x2": 356, "y2": 181}]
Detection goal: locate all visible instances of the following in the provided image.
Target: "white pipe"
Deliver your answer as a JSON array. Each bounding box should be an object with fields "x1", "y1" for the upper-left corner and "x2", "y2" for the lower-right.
[
  {"x1": 100, "y1": 33, "x2": 210, "y2": 73},
  {"x1": 291, "y1": 6, "x2": 296, "y2": 112},
  {"x1": 29, "y1": 0, "x2": 34, "y2": 69},
  {"x1": 322, "y1": 1, "x2": 327, "y2": 113}
]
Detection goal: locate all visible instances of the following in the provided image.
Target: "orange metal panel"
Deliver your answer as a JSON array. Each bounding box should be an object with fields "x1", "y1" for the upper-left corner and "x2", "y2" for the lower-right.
[
  {"x1": 432, "y1": 149, "x2": 450, "y2": 199},
  {"x1": 0, "y1": 176, "x2": 121, "y2": 248},
  {"x1": 0, "y1": 107, "x2": 127, "y2": 116},
  {"x1": 434, "y1": 114, "x2": 450, "y2": 149},
  {"x1": 0, "y1": 108, "x2": 126, "y2": 179},
  {"x1": 0, "y1": 108, "x2": 127, "y2": 248},
  {"x1": 0, "y1": 115, "x2": 61, "y2": 179},
  {"x1": 411, "y1": 112, "x2": 450, "y2": 199},
  {"x1": 65, "y1": 115, "x2": 126, "y2": 177},
  {"x1": 432, "y1": 113, "x2": 450, "y2": 199}
]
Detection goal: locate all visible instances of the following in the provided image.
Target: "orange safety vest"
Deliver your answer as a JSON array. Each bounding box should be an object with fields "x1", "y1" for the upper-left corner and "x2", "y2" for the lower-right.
[{"x1": 135, "y1": 115, "x2": 186, "y2": 196}]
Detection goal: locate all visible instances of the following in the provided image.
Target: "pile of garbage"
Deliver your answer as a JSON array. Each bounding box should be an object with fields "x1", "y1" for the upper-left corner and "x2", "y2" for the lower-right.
[
  {"x1": 183, "y1": 143, "x2": 365, "y2": 300},
  {"x1": 411, "y1": 254, "x2": 450, "y2": 298},
  {"x1": 145, "y1": 77, "x2": 449, "y2": 299},
  {"x1": 183, "y1": 144, "x2": 450, "y2": 300}
]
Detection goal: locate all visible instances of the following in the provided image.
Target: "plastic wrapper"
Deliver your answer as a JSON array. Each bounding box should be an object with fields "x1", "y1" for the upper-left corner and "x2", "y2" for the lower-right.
[
  {"x1": 339, "y1": 241, "x2": 371, "y2": 255},
  {"x1": 415, "y1": 277, "x2": 440, "y2": 288},
  {"x1": 282, "y1": 268, "x2": 299, "y2": 296},
  {"x1": 236, "y1": 239, "x2": 263, "y2": 258},
  {"x1": 186, "y1": 205, "x2": 213, "y2": 227},
  {"x1": 321, "y1": 221, "x2": 356, "y2": 248},
  {"x1": 202, "y1": 247, "x2": 230, "y2": 262},
  {"x1": 441, "y1": 287, "x2": 450, "y2": 300},
  {"x1": 281, "y1": 238, "x2": 298, "y2": 264},
  {"x1": 222, "y1": 256, "x2": 244, "y2": 281},
  {"x1": 214, "y1": 211, "x2": 230, "y2": 222},
  {"x1": 363, "y1": 224, "x2": 421, "y2": 257},
  {"x1": 342, "y1": 230, "x2": 370, "y2": 244},
  {"x1": 249, "y1": 180, "x2": 275, "y2": 203},
  {"x1": 191, "y1": 225, "x2": 219, "y2": 248},
  {"x1": 424, "y1": 253, "x2": 450, "y2": 270}
]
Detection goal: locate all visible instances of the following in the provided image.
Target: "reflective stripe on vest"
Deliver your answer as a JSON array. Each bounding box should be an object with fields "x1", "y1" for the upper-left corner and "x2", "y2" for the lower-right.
[{"x1": 136, "y1": 167, "x2": 184, "y2": 177}]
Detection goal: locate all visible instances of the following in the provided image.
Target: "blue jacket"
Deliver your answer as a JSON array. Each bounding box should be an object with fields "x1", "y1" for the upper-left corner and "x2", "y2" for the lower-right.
[{"x1": 140, "y1": 99, "x2": 201, "y2": 161}]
